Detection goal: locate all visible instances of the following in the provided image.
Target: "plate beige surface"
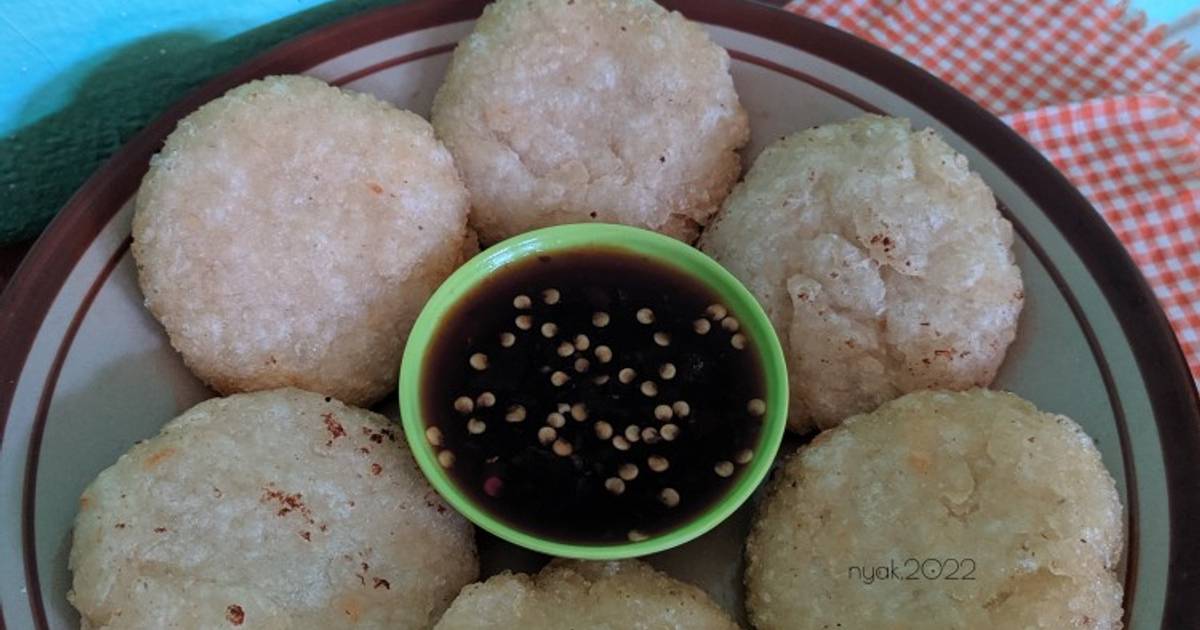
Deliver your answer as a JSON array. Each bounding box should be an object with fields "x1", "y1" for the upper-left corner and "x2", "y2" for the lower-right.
[{"x1": 1, "y1": 1, "x2": 1197, "y2": 628}]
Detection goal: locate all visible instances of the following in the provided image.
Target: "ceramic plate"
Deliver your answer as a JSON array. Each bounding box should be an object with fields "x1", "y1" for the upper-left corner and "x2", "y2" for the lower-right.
[{"x1": 1, "y1": 1, "x2": 1198, "y2": 628}]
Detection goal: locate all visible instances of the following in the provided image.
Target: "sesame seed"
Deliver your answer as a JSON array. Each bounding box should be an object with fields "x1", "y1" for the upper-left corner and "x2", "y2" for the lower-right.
[
  {"x1": 469, "y1": 353, "x2": 488, "y2": 370},
  {"x1": 574, "y1": 334, "x2": 590, "y2": 351},
  {"x1": 731, "y1": 333, "x2": 747, "y2": 349},
  {"x1": 513, "y1": 295, "x2": 532, "y2": 309},
  {"x1": 542, "y1": 288, "x2": 560, "y2": 305},
  {"x1": 640, "y1": 381, "x2": 658, "y2": 397},
  {"x1": 541, "y1": 322, "x2": 558, "y2": 338},
  {"x1": 714, "y1": 461, "x2": 734, "y2": 477},
  {"x1": 658, "y1": 363, "x2": 676, "y2": 380},
  {"x1": 592, "y1": 311, "x2": 610, "y2": 327},
  {"x1": 706, "y1": 304, "x2": 727, "y2": 320},
  {"x1": 661, "y1": 423, "x2": 680, "y2": 441},
  {"x1": 546, "y1": 412, "x2": 567, "y2": 428},
  {"x1": 636, "y1": 308, "x2": 655, "y2": 324},
  {"x1": 641, "y1": 427, "x2": 660, "y2": 443},
  {"x1": 628, "y1": 530, "x2": 649, "y2": 542},
  {"x1": 552, "y1": 439, "x2": 573, "y2": 456},
  {"x1": 425, "y1": 426, "x2": 443, "y2": 447},
  {"x1": 693, "y1": 318, "x2": 711, "y2": 334},
  {"x1": 747, "y1": 398, "x2": 766, "y2": 417},
  {"x1": 499, "y1": 332, "x2": 516, "y2": 347},
  {"x1": 557, "y1": 341, "x2": 575, "y2": 357},
  {"x1": 476, "y1": 391, "x2": 496, "y2": 408},
  {"x1": 550, "y1": 371, "x2": 570, "y2": 387},
  {"x1": 438, "y1": 450, "x2": 456, "y2": 468},
  {"x1": 595, "y1": 345, "x2": 613, "y2": 363},
  {"x1": 505, "y1": 405, "x2": 526, "y2": 423},
  {"x1": 653, "y1": 332, "x2": 670, "y2": 347},
  {"x1": 659, "y1": 487, "x2": 680, "y2": 507},
  {"x1": 605, "y1": 477, "x2": 626, "y2": 495},
  {"x1": 537, "y1": 427, "x2": 557, "y2": 445},
  {"x1": 722, "y1": 317, "x2": 740, "y2": 332},
  {"x1": 618, "y1": 463, "x2": 639, "y2": 481},
  {"x1": 612, "y1": 435, "x2": 631, "y2": 451},
  {"x1": 593, "y1": 374, "x2": 610, "y2": 385},
  {"x1": 453, "y1": 396, "x2": 474, "y2": 414},
  {"x1": 570, "y1": 403, "x2": 588, "y2": 422},
  {"x1": 574, "y1": 357, "x2": 590, "y2": 373},
  {"x1": 515, "y1": 315, "x2": 533, "y2": 330},
  {"x1": 624, "y1": 425, "x2": 641, "y2": 443},
  {"x1": 618, "y1": 368, "x2": 636, "y2": 384},
  {"x1": 467, "y1": 418, "x2": 486, "y2": 434},
  {"x1": 647, "y1": 455, "x2": 669, "y2": 472},
  {"x1": 734, "y1": 448, "x2": 754, "y2": 464},
  {"x1": 557, "y1": 402, "x2": 571, "y2": 413},
  {"x1": 672, "y1": 401, "x2": 690, "y2": 417},
  {"x1": 654, "y1": 404, "x2": 673, "y2": 421},
  {"x1": 595, "y1": 421, "x2": 614, "y2": 440}
]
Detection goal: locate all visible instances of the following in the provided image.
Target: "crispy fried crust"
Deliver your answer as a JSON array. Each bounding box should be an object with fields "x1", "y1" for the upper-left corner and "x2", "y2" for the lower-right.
[
  {"x1": 69, "y1": 389, "x2": 478, "y2": 629},
  {"x1": 745, "y1": 389, "x2": 1124, "y2": 630},
  {"x1": 432, "y1": 0, "x2": 749, "y2": 244},
  {"x1": 133, "y1": 75, "x2": 470, "y2": 406},
  {"x1": 700, "y1": 115, "x2": 1023, "y2": 431},
  {"x1": 434, "y1": 559, "x2": 737, "y2": 629}
]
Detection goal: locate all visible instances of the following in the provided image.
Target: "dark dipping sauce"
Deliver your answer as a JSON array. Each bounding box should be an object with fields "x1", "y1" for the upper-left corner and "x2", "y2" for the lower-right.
[{"x1": 422, "y1": 247, "x2": 766, "y2": 544}]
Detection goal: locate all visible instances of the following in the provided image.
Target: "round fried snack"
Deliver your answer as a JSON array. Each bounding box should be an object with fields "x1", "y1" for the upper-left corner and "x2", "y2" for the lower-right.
[
  {"x1": 434, "y1": 559, "x2": 737, "y2": 630},
  {"x1": 69, "y1": 389, "x2": 478, "y2": 630},
  {"x1": 745, "y1": 389, "x2": 1125, "y2": 630},
  {"x1": 700, "y1": 115, "x2": 1023, "y2": 432},
  {"x1": 431, "y1": 0, "x2": 749, "y2": 244},
  {"x1": 133, "y1": 75, "x2": 471, "y2": 406}
]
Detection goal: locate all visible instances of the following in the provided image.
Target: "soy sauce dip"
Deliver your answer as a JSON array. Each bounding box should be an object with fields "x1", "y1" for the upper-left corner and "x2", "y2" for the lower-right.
[{"x1": 421, "y1": 247, "x2": 766, "y2": 544}]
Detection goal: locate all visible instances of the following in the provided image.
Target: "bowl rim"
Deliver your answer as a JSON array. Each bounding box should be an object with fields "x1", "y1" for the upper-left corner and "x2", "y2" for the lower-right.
[{"x1": 398, "y1": 223, "x2": 789, "y2": 559}]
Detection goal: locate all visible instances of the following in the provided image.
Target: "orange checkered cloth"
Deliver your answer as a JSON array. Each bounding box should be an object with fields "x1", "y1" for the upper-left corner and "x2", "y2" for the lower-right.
[{"x1": 786, "y1": 0, "x2": 1200, "y2": 381}]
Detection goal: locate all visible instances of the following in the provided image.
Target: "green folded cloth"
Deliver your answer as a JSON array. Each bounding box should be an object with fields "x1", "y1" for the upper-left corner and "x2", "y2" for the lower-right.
[{"x1": 0, "y1": 0, "x2": 391, "y2": 244}]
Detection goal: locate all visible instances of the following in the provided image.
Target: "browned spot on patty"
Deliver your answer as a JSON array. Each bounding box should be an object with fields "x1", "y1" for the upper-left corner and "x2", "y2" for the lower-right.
[
  {"x1": 334, "y1": 594, "x2": 362, "y2": 623},
  {"x1": 323, "y1": 413, "x2": 346, "y2": 446},
  {"x1": 143, "y1": 448, "x2": 178, "y2": 469}
]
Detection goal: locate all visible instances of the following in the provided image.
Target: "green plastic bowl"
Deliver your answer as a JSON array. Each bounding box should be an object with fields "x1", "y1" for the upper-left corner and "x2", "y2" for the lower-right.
[{"x1": 399, "y1": 223, "x2": 788, "y2": 560}]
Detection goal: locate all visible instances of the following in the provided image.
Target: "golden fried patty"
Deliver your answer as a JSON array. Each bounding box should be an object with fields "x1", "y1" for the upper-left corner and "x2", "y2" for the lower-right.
[
  {"x1": 432, "y1": 0, "x2": 749, "y2": 244},
  {"x1": 69, "y1": 389, "x2": 478, "y2": 629},
  {"x1": 745, "y1": 389, "x2": 1124, "y2": 630},
  {"x1": 435, "y1": 559, "x2": 737, "y2": 630},
  {"x1": 133, "y1": 75, "x2": 471, "y2": 406},
  {"x1": 701, "y1": 116, "x2": 1023, "y2": 431}
]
